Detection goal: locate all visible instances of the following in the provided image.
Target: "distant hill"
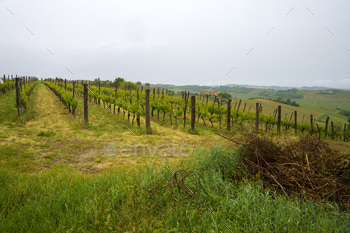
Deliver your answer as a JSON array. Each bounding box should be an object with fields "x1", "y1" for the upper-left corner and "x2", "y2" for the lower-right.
[
  {"x1": 225, "y1": 84, "x2": 332, "y2": 90},
  {"x1": 151, "y1": 83, "x2": 336, "y2": 91},
  {"x1": 149, "y1": 83, "x2": 350, "y2": 125}
]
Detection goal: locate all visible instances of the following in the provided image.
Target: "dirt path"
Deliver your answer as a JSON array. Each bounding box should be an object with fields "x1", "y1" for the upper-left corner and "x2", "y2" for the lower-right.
[
  {"x1": 1, "y1": 82, "x2": 227, "y2": 174},
  {"x1": 26, "y1": 82, "x2": 73, "y2": 134}
]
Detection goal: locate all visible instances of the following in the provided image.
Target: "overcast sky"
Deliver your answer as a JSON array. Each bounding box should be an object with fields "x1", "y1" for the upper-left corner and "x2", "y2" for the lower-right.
[{"x1": 1, "y1": 0, "x2": 350, "y2": 89}]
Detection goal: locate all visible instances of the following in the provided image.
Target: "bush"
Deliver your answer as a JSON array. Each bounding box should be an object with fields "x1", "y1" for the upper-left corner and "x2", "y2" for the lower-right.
[{"x1": 339, "y1": 109, "x2": 350, "y2": 117}]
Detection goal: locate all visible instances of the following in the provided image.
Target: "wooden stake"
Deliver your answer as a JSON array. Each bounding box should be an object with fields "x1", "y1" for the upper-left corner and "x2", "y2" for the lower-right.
[
  {"x1": 227, "y1": 99, "x2": 231, "y2": 131},
  {"x1": 294, "y1": 111, "x2": 297, "y2": 135},
  {"x1": 277, "y1": 106, "x2": 281, "y2": 133},
  {"x1": 15, "y1": 78, "x2": 21, "y2": 116},
  {"x1": 145, "y1": 89, "x2": 151, "y2": 134},
  {"x1": 324, "y1": 117, "x2": 329, "y2": 137},
  {"x1": 84, "y1": 84, "x2": 89, "y2": 125},
  {"x1": 255, "y1": 103, "x2": 259, "y2": 131},
  {"x1": 191, "y1": 96, "x2": 196, "y2": 131},
  {"x1": 310, "y1": 115, "x2": 313, "y2": 136}
]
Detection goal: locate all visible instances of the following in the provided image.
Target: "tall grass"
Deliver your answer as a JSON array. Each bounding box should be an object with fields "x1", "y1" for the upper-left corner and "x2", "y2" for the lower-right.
[{"x1": 0, "y1": 147, "x2": 349, "y2": 232}]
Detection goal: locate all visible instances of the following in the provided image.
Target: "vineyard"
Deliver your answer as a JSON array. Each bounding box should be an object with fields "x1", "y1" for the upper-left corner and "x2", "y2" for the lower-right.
[
  {"x1": 0, "y1": 76, "x2": 349, "y2": 232},
  {"x1": 42, "y1": 78, "x2": 349, "y2": 141}
]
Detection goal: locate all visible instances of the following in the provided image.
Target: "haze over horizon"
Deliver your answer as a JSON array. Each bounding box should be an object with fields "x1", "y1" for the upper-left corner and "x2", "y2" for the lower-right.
[{"x1": 1, "y1": 0, "x2": 350, "y2": 89}]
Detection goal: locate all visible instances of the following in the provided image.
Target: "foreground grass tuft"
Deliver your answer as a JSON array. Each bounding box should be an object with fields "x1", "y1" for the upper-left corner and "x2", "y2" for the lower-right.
[{"x1": 0, "y1": 146, "x2": 349, "y2": 232}]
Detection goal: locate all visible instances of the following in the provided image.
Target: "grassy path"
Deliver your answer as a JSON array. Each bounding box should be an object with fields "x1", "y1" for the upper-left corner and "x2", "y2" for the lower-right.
[
  {"x1": 0, "y1": 83, "x2": 226, "y2": 173},
  {"x1": 26, "y1": 81, "x2": 73, "y2": 136}
]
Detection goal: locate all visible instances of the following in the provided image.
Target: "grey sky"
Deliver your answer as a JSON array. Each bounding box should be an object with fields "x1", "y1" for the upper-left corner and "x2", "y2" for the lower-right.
[{"x1": 1, "y1": 0, "x2": 350, "y2": 89}]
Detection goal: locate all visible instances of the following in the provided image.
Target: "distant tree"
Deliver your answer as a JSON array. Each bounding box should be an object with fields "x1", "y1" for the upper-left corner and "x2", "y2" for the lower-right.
[
  {"x1": 92, "y1": 77, "x2": 101, "y2": 86},
  {"x1": 167, "y1": 90, "x2": 175, "y2": 96},
  {"x1": 145, "y1": 83, "x2": 150, "y2": 87},
  {"x1": 136, "y1": 81, "x2": 142, "y2": 86},
  {"x1": 113, "y1": 77, "x2": 125, "y2": 86},
  {"x1": 218, "y1": 92, "x2": 232, "y2": 99},
  {"x1": 124, "y1": 81, "x2": 138, "y2": 90}
]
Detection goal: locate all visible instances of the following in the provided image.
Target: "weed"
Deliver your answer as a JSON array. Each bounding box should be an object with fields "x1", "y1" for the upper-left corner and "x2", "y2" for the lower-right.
[{"x1": 37, "y1": 130, "x2": 56, "y2": 137}]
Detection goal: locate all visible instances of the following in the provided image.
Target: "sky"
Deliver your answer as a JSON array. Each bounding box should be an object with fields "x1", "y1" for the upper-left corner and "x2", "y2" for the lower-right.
[{"x1": 1, "y1": 0, "x2": 350, "y2": 89}]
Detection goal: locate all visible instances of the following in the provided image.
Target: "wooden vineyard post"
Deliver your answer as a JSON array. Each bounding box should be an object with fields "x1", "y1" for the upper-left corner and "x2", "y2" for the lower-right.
[
  {"x1": 310, "y1": 115, "x2": 313, "y2": 136},
  {"x1": 255, "y1": 103, "x2": 259, "y2": 132},
  {"x1": 183, "y1": 92, "x2": 190, "y2": 128},
  {"x1": 73, "y1": 81, "x2": 75, "y2": 98},
  {"x1": 72, "y1": 81, "x2": 76, "y2": 115},
  {"x1": 289, "y1": 112, "x2": 293, "y2": 122},
  {"x1": 243, "y1": 103, "x2": 246, "y2": 112},
  {"x1": 294, "y1": 111, "x2": 297, "y2": 135},
  {"x1": 344, "y1": 124, "x2": 347, "y2": 142},
  {"x1": 15, "y1": 77, "x2": 21, "y2": 116},
  {"x1": 3, "y1": 74, "x2": 5, "y2": 83},
  {"x1": 217, "y1": 98, "x2": 221, "y2": 130},
  {"x1": 227, "y1": 99, "x2": 231, "y2": 131},
  {"x1": 84, "y1": 84, "x2": 89, "y2": 125},
  {"x1": 191, "y1": 96, "x2": 196, "y2": 131},
  {"x1": 324, "y1": 117, "x2": 329, "y2": 137},
  {"x1": 18, "y1": 76, "x2": 22, "y2": 92},
  {"x1": 331, "y1": 121, "x2": 335, "y2": 140},
  {"x1": 277, "y1": 106, "x2": 281, "y2": 133},
  {"x1": 237, "y1": 99, "x2": 241, "y2": 111},
  {"x1": 65, "y1": 79, "x2": 67, "y2": 91},
  {"x1": 145, "y1": 89, "x2": 151, "y2": 134},
  {"x1": 98, "y1": 82, "x2": 101, "y2": 105}
]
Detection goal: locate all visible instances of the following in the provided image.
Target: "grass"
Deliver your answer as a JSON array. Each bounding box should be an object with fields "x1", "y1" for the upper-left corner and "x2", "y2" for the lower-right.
[
  {"x1": 37, "y1": 130, "x2": 56, "y2": 137},
  {"x1": 0, "y1": 146, "x2": 349, "y2": 232}
]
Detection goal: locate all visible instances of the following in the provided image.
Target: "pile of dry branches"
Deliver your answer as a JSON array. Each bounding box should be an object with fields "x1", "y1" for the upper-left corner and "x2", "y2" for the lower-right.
[{"x1": 238, "y1": 133, "x2": 350, "y2": 209}]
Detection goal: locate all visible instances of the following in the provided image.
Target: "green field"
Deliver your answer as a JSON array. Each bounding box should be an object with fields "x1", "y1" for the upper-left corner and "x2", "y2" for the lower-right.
[
  {"x1": 1, "y1": 82, "x2": 349, "y2": 232},
  {"x1": 166, "y1": 85, "x2": 350, "y2": 125},
  {"x1": 156, "y1": 83, "x2": 350, "y2": 125}
]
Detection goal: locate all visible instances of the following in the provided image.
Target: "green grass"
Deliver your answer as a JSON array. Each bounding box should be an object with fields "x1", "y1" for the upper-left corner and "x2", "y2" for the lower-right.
[
  {"x1": 37, "y1": 130, "x2": 56, "y2": 137},
  {"x1": 0, "y1": 146, "x2": 349, "y2": 232}
]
